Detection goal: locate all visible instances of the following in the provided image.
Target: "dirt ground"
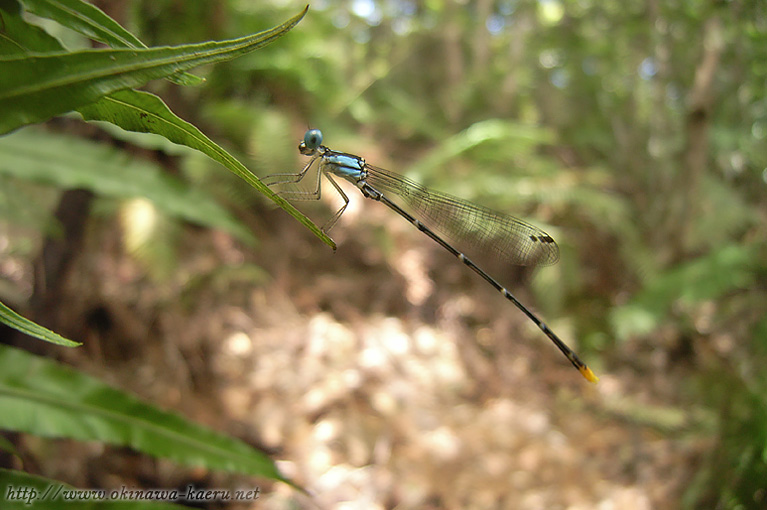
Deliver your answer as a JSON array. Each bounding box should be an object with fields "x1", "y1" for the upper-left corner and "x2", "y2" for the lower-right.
[{"x1": 7, "y1": 194, "x2": 708, "y2": 510}]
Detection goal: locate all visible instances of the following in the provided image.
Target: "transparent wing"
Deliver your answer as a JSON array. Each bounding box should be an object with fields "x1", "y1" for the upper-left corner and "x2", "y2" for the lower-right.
[{"x1": 365, "y1": 165, "x2": 559, "y2": 267}]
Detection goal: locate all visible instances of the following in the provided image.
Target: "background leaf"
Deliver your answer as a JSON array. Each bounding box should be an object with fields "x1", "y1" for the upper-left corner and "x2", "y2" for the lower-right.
[
  {"x1": 0, "y1": 127, "x2": 255, "y2": 245},
  {"x1": 0, "y1": 345, "x2": 288, "y2": 482}
]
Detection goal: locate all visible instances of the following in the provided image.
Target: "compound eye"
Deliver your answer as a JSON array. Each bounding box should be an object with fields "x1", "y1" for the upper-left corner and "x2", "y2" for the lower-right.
[{"x1": 303, "y1": 129, "x2": 323, "y2": 149}]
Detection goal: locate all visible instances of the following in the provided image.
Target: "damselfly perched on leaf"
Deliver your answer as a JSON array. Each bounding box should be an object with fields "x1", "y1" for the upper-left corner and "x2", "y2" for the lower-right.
[{"x1": 264, "y1": 129, "x2": 598, "y2": 383}]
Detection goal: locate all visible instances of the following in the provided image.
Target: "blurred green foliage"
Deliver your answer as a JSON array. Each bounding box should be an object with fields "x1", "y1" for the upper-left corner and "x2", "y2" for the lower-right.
[{"x1": 1, "y1": 0, "x2": 766, "y2": 507}]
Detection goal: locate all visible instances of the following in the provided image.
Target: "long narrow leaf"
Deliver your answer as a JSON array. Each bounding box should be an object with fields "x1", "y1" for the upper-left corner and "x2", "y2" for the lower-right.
[
  {"x1": 78, "y1": 90, "x2": 335, "y2": 249},
  {"x1": 0, "y1": 1, "x2": 65, "y2": 55},
  {"x1": 0, "y1": 301, "x2": 80, "y2": 347},
  {"x1": 23, "y1": 0, "x2": 147, "y2": 48},
  {"x1": 0, "y1": 5, "x2": 332, "y2": 248},
  {"x1": 0, "y1": 345, "x2": 289, "y2": 482},
  {"x1": 0, "y1": 5, "x2": 308, "y2": 134},
  {"x1": 20, "y1": 0, "x2": 203, "y2": 86}
]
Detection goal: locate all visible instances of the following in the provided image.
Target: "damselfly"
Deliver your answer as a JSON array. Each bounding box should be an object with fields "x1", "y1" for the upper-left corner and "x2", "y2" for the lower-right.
[{"x1": 264, "y1": 129, "x2": 598, "y2": 383}]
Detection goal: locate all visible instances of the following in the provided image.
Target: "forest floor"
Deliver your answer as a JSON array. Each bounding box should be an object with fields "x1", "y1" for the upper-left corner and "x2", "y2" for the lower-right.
[{"x1": 13, "y1": 196, "x2": 711, "y2": 510}]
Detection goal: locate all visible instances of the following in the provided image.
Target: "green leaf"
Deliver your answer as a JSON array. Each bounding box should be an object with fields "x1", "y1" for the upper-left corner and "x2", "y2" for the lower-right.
[
  {"x1": 0, "y1": 5, "x2": 308, "y2": 134},
  {"x1": 0, "y1": 6, "x2": 332, "y2": 248},
  {"x1": 0, "y1": 345, "x2": 289, "y2": 482},
  {"x1": 23, "y1": 0, "x2": 146, "y2": 48},
  {"x1": 0, "y1": 0, "x2": 66, "y2": 55},
  {"x1": 20, "y1": 0, "x2": 203, "y2": 86},
  {"x1": 611, "y1": 244, "x2": 759, "y2": 341},
  {"x1": 0, "y1": 468, "x2": 188, "y2": 509},
  {"x1": 0, "y1": 128, "x2": 256, "y2": 245},
  {"x1": 0, "y1": 300, "x2": 80, "y2": 347},
  {"x1": 407, "y1": 119, "x2": 555, "y2": 182},
  {"x1": 78, "y1": 89, "x2": 335, "y2": 250}
]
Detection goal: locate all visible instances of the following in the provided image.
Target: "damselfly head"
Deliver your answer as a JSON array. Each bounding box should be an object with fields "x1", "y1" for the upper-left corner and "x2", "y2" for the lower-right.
[
  {"x1": 299, "y1": 128, "x2": 323, "y2": 155},
  {"x1": 305, "y1": 129, "x2": 323, "y2": 147}
]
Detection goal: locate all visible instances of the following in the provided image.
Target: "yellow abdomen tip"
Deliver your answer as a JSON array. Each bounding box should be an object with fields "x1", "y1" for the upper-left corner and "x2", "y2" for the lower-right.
[{"x1": 580, "y1": 366, "x2": 599, "y2": 383}]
